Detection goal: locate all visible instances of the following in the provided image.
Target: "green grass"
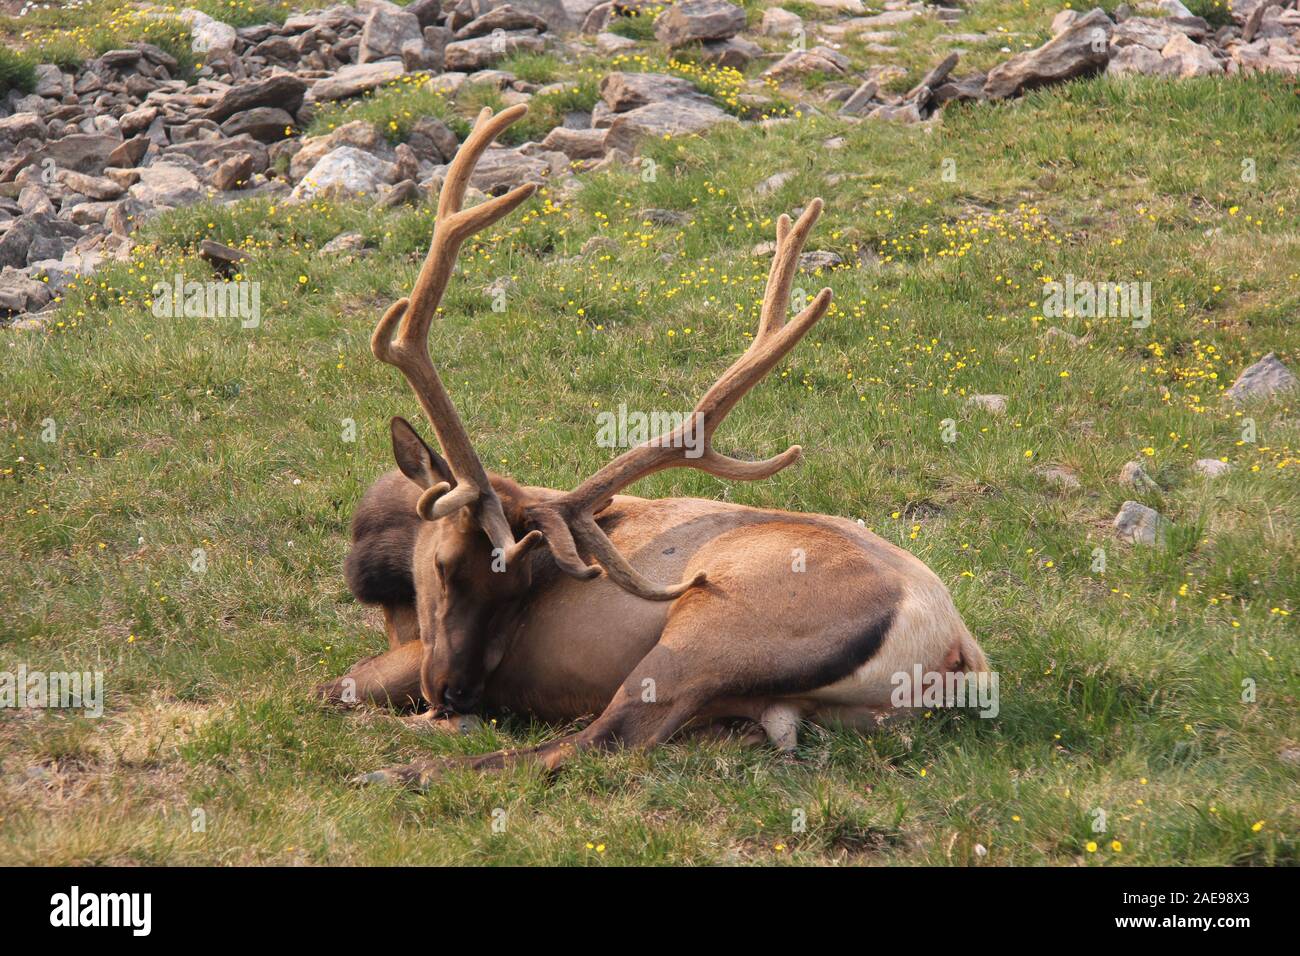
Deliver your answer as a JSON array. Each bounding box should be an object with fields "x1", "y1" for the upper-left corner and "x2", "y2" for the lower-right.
[
  {"x1": 1, "y1": 3, "x2": 1298, "y2": 865},
  {"x1": 0, "y1": 46, "x2": 35, "y2": 96}
]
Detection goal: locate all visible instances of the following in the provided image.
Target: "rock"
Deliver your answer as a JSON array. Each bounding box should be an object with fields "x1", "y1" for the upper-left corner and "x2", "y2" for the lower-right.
[
  {"x1": 596, "y1": 31, "x2": 638, "y2": 54},
  {"x1": 311, "y1": 61, "x2": 406, "y2": 101},
  {"x1": 0, "y1": 112, "x2": 46, "y2": 144},
  {"x1": 1107, "y1": 44, "x2": 1177, "y2": 77},
  {"x1": 467, "y1": 147, "x2": 549, "y2": 193},
  {"x1": 32, "y1": 64, "x2": 66, "y2": 99},
  {"x1": 0, "y1": 214, "x2": 81, "y2": 268},
  {"x1": 291, "y1": 122, "x2": 392, "y2": 181},
  {"x1": 1194, "y1": 458, "x2": 1231, "y2": 478},
  {"x1": 840, "y1": 80, "x2": 880, "y2": 116},
  {"x1": 1113, "y1": 500, "x2": 1169, "y2": 546},
  {"x1": 541, "y1": 125, "x2": 607, "y2": 159},
  {"x1": 444, "y1": 31, "x2": 544, "y2": 71},
  {"x1": 1160, "y1": 33, "x2": 1222, "y2": 77},
  {"x1": 376, "y1": 179, "x2": 420, "y2": 208},
  {"x1": 1119, "y1": 459, "x2": 1160, "y2": 491},
  {"x1": 798, "y1": 251, "x2": 842, "y2": 271},
  {"x1": 406, "y1": 117, "x2": 460, "y2": 164},
  {"x1": 655, "y1": 0, "x2": 746, "y2": 48},
  {"x1": 762, "y1": 46, "x2": 851, "y2": 80},
  {"x1": 966, "y1": 394, "x2": 1008, "y2": 415},
  {"x1": 1224, "y1": 352, "x2": 1298, "y2": 403},
  {"x1": 639, "y1": 208, "x2": 690, "y2": 226},
  {"x1": 700, "y1": 36, "x2": 761, "y2": 68},
  {"x1": 455, "y1": 5, "x2": 549, "y2": 39},
  {"x1": 213, "y1": 153, "x2": 255, "y2": 191},
  {"x1": 761, "y1": 8, "x2": 803, "y2": 36},
  {"x1": 221, "y1": 107, "x2": 296, "y2": 143},
  {"x1": 290, "y1": 146, "x2": 398, "y2": 201},
  {"x1": 866, "y1": 101, "x2": 924, "y2": 123},
  {"x1": 1033, "y1": 464, "x2": 1082, "y2": 490},
  {"x1": 198, "y1": 238, "x2": 248, "y2": 273},
  {"x1": 1051, "y1": 9, "x2": 1080, "y2": 34},
  {"x1": 107, "y1": 136, "x2": 150, "y2": 169},
  {"x1": 757, "y1": 170, "x2": 793, "y2": 196},
  {"x1": 128, "y1": 163, "x2": 206, "y2": 207},
  {"x1": 599, "y1": 72, "x2": 704, "y2": 112},
  {"x1": 320, "y1": 231, "x2": 370, "y2": 256},
  {"x1": 18, "y1": 185, "x2": 55, "y2": 217},
  {"x1": 58, "y1": 169, "x2": 123, "y2": 201},
  {"x1": 205, "y1": 74, "x2": 308, "y2": 122},
  {"x1": 120, "y1": 106, "x2": 160, "y2": 138},
  {"x1": 0, "y1": 273, "x2": 53, "y2": 316},
  {"x1": 183, "y1": 9, "x2": 239, "y2": 59},
  {"x1": 38, "y1": 133, "x2": 123, "y2": 176},
  {"x1": 983, "y1": 8, "x2": 1113, "y2": 99},
  {"x1": 604, "y1": 98, "x2": 735, "y2": 153},
  {"x1": 359, "y1": 6, "x2": 423, "y2": 63}
]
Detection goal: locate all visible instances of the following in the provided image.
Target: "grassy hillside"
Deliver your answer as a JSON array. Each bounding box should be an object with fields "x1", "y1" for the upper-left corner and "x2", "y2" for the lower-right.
[{"x1": 0, "y1": 2, "x2": 1297, "y2": 864}]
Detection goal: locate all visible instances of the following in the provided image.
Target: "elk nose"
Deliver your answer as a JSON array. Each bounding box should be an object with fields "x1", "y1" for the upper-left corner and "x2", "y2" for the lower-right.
[{"x1": 442, "y1": 686, "x2": 479, "y2": 713}]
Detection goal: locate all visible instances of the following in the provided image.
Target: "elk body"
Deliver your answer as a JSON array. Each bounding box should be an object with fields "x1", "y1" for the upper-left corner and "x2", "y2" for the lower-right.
[{"x1": 322, "y1": 106, "x2": 987, "y2": 787}]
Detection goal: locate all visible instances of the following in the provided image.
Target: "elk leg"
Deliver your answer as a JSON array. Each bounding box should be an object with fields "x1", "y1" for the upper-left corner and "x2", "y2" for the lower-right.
[
  {"x1": 383, "y1": 604, "x2": 420, "y2": 649},
  {"x1": 354, "y1": 616, "x2": 771, "y2": 788},
  {"x1": 316, "y1": 638, "x2": 424, "y2": 710}
]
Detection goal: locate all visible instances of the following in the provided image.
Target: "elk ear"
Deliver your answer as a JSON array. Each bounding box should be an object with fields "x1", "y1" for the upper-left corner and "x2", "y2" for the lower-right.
[{"x1": 390, "y1": 417, "x2": 453, "y2": 490}]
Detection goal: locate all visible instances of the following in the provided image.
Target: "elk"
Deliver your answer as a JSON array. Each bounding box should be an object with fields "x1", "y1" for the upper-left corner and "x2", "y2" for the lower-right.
[{"x1": 321, "y1": 105, "x2": 987, "y2": 788}]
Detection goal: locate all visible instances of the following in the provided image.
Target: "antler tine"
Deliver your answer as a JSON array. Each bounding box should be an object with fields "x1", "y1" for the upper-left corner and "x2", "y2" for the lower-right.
[
  {"x1": 371, "y1": 105, "x2": 538, "y2": 554},
  {"x1": 523, "y1": 200, "x2": 833, "y2": 600}
]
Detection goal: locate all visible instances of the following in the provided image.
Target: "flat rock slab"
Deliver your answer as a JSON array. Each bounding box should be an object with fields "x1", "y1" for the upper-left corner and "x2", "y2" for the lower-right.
[
  {"x1": 311, "y1": 61, "x2": 406, "y2": 101},
  {"x1": 604, "y1": 99, "x2": 735, "y2": 153}
]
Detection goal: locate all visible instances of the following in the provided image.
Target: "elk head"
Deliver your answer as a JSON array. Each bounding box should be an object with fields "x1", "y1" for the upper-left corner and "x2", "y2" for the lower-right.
[{"x1": 374, "y1": 105, "x2": 832, "y2": 713}]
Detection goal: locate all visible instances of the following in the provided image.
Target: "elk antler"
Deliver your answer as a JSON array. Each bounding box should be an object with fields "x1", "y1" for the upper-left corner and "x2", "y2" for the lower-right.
[
  {"x1": 372, "y1": 104, "x2": 538, "y2": 562},
  {"x1": 523, "y1": 200, "x2": 833, "y2": 600}
]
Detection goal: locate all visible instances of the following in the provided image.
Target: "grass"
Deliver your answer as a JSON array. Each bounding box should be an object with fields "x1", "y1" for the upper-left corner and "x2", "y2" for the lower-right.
[{"x1": 1, "y1": 0, "x2": 1298, "y2": 865}]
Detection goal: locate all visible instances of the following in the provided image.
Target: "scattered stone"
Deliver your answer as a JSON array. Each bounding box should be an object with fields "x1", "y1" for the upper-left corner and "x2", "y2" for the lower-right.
[
  {"x1": 983, "y1": 8, "x2": 1113, "y2": 99},
  {"x1": 205, "y1": 74, "x2": 308, "y2": 123},
  {"x1": 290, "y1": 146, "x2": 398, "y2": 202},
  {"x1": 1113, "y1": 500, "x2": 1169, "y2": 546},
  {"x1": 455, "y1": 6, "x2": 548, "y2": 39},
  {"x1": 319, "y1": 231, "x2": 370, "y2": 257},
  {"x1": 760, "y1": 8, "x2": 803, "y2": 37},
  {"x1": 445, "y1": 32, "x2": 544, "y2": 71},
  {"x1": 1161, "y1": 32, "x2": 1223, "y2": 77},
  {"x1": 604, "y1": 99, "x2": 735, "y2": 153},
  {"x1": 199, "y1": 238, "x2": 249, "y2": 274},
  {"x1": 966, "y1": 394, "x2": 1008, "y2": 415},
  {"x1": 655, "y1": 0, "x2": 746, "y2": 49},
  {"x1": 359, "y1": 6, "x2": 423, "y2": 63},
  {"x1": 213, "y1": 153, "x2": 256, "y2": 191},
  {"x1": 757, "y1": 170, "x2": 794, "y2": 196},
  {"x1": 1119, "y1": 459, "x2": 1160, "y2": 491},
  {"x1": 599, "y1": 72, "x2": 703, "y2": 112},
  {"x1": 311, "y1": 61, "x2": 406, "y2": 101},
  {"x1": 1194, "y1": 458, "x2": 1231, "y2": 478},
  {"x1": 763, "y1": 47, "x2": 851, "y2": 81},
  {"x1": 221, "y1": 107, "x2": 296, "y2": 143},
  {"x1": 128, "y1": 163, "x2": 206, "y2": 207},
  {"x1": 541, "y1": 126, "x2": 608, "y2": 159},
  {"x1": 1224, "y1": 352, "x2": 1298, "y2": 403},
  {"x1": 467, "y1": 147, "x2": 550, "y2": 193},
  {"x1": 1034, "y1": 464, "x2": 1082, "y2": 490}
]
